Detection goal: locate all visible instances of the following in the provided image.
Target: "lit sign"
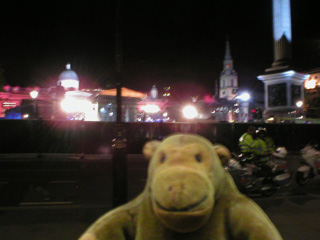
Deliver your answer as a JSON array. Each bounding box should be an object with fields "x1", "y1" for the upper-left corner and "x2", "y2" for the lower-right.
[{"x1": 2, "y1": 102, "x2": 16, "y2": 107}]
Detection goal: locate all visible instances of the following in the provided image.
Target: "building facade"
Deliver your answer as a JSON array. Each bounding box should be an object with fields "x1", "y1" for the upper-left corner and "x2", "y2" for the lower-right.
[
  {"x1": 219, "y1": 40, "x2": 238, "y2": 101},
  {"x1": 1, "y1": 64, "x2": 146, "y2": 122}
]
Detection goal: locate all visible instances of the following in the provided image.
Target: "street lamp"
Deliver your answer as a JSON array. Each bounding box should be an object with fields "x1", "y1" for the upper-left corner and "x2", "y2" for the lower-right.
[
  {"x1": 235, "y1": 92, "x2": 251, "y2": 122},
  {"x1": 295, "y1": 100, "x2": 304, "y2": 119},
  {"x1": 235, "y1": 92, "x2": 250, "y2": 101},
  {"x1": 296, "y1": 100, "x2": 303, "y2": 108},
  {"x1": 30, "y1": 90, "x2": 39, "y2": 119},
  {"x1": 182, "y1": 105, "x2": 198, "y2": 119}
]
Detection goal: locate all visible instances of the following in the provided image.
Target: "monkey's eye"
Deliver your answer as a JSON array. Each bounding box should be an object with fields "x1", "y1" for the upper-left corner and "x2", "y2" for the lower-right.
[
  {"x1": 195, "y1": 154, "x2": 202, "y2": 162},
  {"x1": 160, "y1": 155, "x2": 166, "y2": 163}
]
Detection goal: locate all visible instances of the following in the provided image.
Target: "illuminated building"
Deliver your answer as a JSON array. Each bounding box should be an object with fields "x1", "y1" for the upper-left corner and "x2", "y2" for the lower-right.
[
  {"x1": 0, "y1": 86, "x2": 51, "y2": 119},
  {"x1": 95, "y1": 88, "x2": 146, "y2": 122},
  {"x1": 219, "y1": 39, "x2": 238, "y2": 101},
  {"x1": 1, "y1": 64, "x2": 146, "y2": 121},
  {"x1": 212, "y1": 39, "x2": 243, "y2": 123},
  {"x1": 303, "y1": 69, "x2": 320, "y2": 118},
  {"x1": 57, "y1": 63, "x2": 80, "y2": 91},
  {"x1": 137, "y1": 86, "x2": 170, "y2": 122}
]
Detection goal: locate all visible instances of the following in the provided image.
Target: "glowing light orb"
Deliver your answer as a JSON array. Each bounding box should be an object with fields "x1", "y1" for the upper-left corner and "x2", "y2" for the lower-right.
[
  {"x1": 61, "y1": 98, "x2": 92, "y2": 113},
  {"x1": 182, "y1": 105, "x2": 198, "y2": 119},
  {"x1": 236, "y1": 92, "x2": 250, "y2": 101},
  {"x1": 305, "y1": 79, "x2": 317, "y2": 89},
  {"x1": 30, "y1": 90, "x2": 39, "y2": 99},
  {"x1": 296, "y1": 100, "x2": 303, "y2": 108},
  {"x1": 141, "y1": 104, "x2": 160, "y2": 113}
]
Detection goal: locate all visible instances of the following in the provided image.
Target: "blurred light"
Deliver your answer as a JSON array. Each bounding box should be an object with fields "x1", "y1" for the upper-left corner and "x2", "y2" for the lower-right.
[
  {"x1": 61, "y1": 98, "x2": 92, "y2": 113},
  {"x1": 267, "y1": 117, "x2": 275, "y2": 122},
  {"x1": 283, "y1": 70, "x2": 295, "y2": 77},
  {"x1": 146, "y1": 116, "x2": 153, "y2": 122},
  {"x1": 30, "y1": 90, "x2": 39, "y2": 99},
  {"x1": 142, "y1": 104, "x2": 160, "y2": 113},
  {"x1": 182, "y1": 105, "x2": 198, "y2": 119},
  {"x1": 305, "y1": 79, "x2": 317, "y2": 89},
  {"x1": 163, "y1": 112, "x2": 168, "y2": 117},
  {"x1": 60, "y1": 79, "x2": 79, "y2": 90},
  {"x1": 296, "y1": 100, "x2": 303, "y2": 108},
  {"x1": 23, "y1": 114, "x2": 29, "y2": 119},
  {"x1": 236, "y1": 92, "x2": 250, "y2": 101},
  {"x1": 204, "y1": 95, "x2": 214, "y2": 103},
  {"x1": 13, "y1": 86, "x2": 20, "y2": 93},
  {"x1": 3, "y1": 85, "x2": 11, "y2": 92}
]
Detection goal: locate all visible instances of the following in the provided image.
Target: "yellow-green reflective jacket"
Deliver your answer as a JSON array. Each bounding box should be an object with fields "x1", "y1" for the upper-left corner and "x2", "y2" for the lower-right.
[
  {"x1": 238, "y1": 133, "x2": 256, "y2": 153},
  {"x1": 254, "y1": 137, "x2": 275, "y2": 162}
]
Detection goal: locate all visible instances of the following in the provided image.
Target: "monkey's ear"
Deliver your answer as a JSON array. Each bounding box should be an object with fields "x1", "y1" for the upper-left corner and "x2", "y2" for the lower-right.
[
  {"x1": 213, "y1": 144, "x2": 231, "y2": 167},
  {"x1": 142, "y1": 140, "x2": 161, "y2": 159}
]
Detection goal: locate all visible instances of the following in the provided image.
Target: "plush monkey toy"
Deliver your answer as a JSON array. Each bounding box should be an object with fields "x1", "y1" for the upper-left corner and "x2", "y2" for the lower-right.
[{"x1": 79, "y1": 133, "x2": 282, "y2": 240}]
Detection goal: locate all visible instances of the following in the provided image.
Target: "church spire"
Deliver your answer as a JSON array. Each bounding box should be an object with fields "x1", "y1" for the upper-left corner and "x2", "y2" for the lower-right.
[
  {"x1": 223, "y1": 39, "x2": 233, "y2": 70},
  {"x1": 225, "y1": 39, "x2": 232, "y2": 60},
  {"x1": 219, "y1": 38, "x2": 238, "y2": 101}
]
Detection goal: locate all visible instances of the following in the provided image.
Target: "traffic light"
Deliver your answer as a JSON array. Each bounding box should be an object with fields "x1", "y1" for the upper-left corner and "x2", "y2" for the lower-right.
[
  {"x1": 251, "y1": 109, "x2": 257, "y2": 120},
  {"x1": 251, "y1": 108, "x2": 262, "y2": 121}
]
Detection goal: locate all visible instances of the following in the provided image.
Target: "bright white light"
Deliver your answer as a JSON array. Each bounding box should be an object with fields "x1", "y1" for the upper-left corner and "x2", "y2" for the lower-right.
[
  {"x1": 142, "y1": 104, "x2": 160, "y2": 113},
  {"x1": 23, "y1": 114, "x2": 29, "y2": 119},
  {"x1": 305, "y1": 79, "x2": 317, "y2": 89},
  {"x1": 60, "y1": 79, "x2": 79, "y2": 90},
  {"x1": 283, "y1": 70, "x2": 295, "y2": 77},
  {"x1": 163, "y1": 112, "x2": 168, "y2": 117},
  {"x1": 30, "y1": 90, "x2": 39, "y2": 99},
  {"x1": 182, "y1": 105, "x2": 198, "y2": 119},
  {"x1": 296, "y1": 100, "x2": 303, "y2": 108},
  {"x1": 146, "y1": 116, "x2": 154, "y2": 122},
  {"x1": 267, "y1": 117, "x2": 275, "y2": 122},
  {"x1": 61, "y1": 98, "x2": 92, "y2": 113},
  {"x1": 236, "y1": 92, "x2": 250, "y2": 101}
]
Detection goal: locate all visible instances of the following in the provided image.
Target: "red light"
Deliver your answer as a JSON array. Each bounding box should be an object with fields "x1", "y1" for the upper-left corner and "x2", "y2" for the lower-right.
[
  {"x1": 204, "y1": 95, "x2": 215, "y2": 103},
  {"x1": 251, "y1": 109, "x2": 256, "y2": 113}
]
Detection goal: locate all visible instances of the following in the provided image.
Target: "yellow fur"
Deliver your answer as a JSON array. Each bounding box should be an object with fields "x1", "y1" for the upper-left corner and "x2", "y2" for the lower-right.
[{"x1": 78, "y1": 133, "x2": 282, "y2": 240}]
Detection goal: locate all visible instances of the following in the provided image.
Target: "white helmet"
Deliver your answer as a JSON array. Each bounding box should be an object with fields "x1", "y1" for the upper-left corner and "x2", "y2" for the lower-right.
[{"x1": 272, "y1": 147, "x2": 287, "y2": 158}]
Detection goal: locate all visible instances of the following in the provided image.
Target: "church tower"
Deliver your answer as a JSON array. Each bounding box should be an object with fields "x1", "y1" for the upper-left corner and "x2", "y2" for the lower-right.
[{"x1": 219, "y1": 40, "x2": 238, "y2": 101}]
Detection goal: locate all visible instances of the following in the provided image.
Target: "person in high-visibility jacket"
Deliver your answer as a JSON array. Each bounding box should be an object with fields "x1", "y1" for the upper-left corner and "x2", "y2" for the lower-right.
[
  {"x1": 253, "y1": 127, "x2": 275, "y2": 164},
  {"x1": 238, "y1": 126, "x2": 257, "y2": 160}
]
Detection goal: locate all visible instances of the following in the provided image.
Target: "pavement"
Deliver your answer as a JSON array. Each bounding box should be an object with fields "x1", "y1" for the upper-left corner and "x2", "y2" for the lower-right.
[{"x1": 0, "y1": 153, "x2": 319, "y2": 240}]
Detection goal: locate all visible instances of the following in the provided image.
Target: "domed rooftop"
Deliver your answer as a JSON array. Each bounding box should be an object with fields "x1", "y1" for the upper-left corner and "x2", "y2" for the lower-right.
[{"x1": 58, "y1": 63, "x2": 79, "y2": 81}]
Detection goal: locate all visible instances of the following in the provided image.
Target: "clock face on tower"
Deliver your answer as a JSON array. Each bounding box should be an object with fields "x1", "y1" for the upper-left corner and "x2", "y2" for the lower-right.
[{"x1": 226, "y1": 64, "x2": 230, "y2": 68}]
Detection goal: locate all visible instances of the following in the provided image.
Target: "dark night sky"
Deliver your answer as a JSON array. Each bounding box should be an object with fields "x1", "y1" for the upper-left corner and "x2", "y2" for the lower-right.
[{"x1": 1, "y1": 0, "x2": 320, "y2": 99}]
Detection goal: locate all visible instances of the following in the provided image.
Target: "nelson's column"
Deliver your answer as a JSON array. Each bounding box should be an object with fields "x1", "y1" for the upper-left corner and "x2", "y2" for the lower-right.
[{"x1": 257, "y1": 0, "x2": 309, "y2": 120}]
